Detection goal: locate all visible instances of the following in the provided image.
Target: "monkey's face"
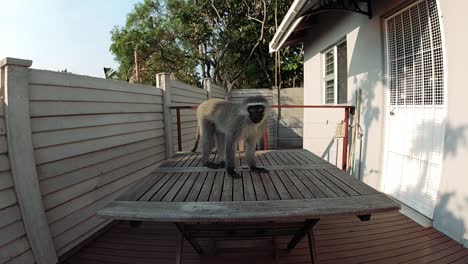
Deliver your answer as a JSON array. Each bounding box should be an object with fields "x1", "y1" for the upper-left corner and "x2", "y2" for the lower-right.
[{"x1": 247, "y1": 104, "x2": 265, "y2": 124}]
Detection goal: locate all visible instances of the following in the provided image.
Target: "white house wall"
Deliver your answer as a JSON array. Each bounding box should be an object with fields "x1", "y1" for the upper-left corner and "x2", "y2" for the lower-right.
[
  {"x1": 434, "y1": 0, "x2": 468, "y2": 246},
  {"x1": 303, "y1": 0, "x2": 468, "y2": 246},
  {"x1": 303, "y1": 0, "x2": 408, "y2": 188}
]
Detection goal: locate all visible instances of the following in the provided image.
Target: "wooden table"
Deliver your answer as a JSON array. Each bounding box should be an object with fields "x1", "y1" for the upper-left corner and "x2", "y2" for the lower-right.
[{"x1": 98, "y1": 149, "x2": 400, "y2": 263}]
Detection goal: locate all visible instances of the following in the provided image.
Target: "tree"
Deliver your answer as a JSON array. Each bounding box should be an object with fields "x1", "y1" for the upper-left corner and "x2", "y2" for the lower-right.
[
  {"x1": 103, "y1": 67, "x2": 118, "y2": 79},
  {"x1": 110, "y1": 0, "x2": 303, "y2": 89}
]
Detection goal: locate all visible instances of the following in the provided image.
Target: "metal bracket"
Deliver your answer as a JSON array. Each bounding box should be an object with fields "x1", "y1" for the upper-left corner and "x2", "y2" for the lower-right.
[
  {"x1": 357, "y1": 214, "x2": 372, "y2": 221},
  {"x1": 300, "y1": 0, "x2": 373, "y2": 19}
]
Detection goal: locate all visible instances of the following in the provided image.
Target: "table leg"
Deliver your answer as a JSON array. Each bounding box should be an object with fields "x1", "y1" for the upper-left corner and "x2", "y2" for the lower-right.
[
  {"x1": 287, "y1": 219, "x2": 319, "y2": 251},
  {"x1": 175, "y1": 223, "x2": 203, "y2": 254},
  {"x1": 307, "y1": 230, "x2": 319, "y2": 264},
  {"x1": 176, "y1": 231, "x2": 184, "y2": 264}
]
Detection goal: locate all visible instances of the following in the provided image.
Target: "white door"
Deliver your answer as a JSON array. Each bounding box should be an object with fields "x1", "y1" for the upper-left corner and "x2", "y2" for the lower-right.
[{"x1": 382, "y1": 0, "x2": 446, "y2": 219}]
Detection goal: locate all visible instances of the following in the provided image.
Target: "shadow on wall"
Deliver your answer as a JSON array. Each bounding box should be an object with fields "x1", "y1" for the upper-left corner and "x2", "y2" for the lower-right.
[
  {"x1": 276, "y1": 92, "x2": 304, "y2": 149},
  {"x1": 428, "y1": 123, "x2": 468, "y2": 243},
  {"x1": 349, "y1": 70, "x2": 382, "y2": 181},
  {"x1": 346, "y1": 22, "x2": 384, "y2": 183}
]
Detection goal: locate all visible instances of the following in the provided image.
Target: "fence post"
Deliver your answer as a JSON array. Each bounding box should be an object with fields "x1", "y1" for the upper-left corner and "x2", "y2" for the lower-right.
[
  {"x1": 158, "y1": 73, "x2": 174, "y2": 158},
  {"x1": 272, "y1": 87, "x2": 279, "y2": 149},
  {"x1": 1, "y1": 58, "x2": 58, "y2": 264},
  {"x1": 204, "y1": 78, "x2": 212, "y2": 99}
]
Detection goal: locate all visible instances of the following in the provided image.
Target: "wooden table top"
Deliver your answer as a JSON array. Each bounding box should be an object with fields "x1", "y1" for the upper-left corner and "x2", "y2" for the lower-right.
[{"x1": 98, "y1": 149, "x2": 400, "y2": 222}]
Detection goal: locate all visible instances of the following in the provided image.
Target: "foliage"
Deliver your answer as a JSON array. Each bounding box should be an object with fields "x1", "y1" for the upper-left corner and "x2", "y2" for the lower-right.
[
  {"x1": 103, "y1": 67, "x2": 118, "y2": 79},
  {"x1": 110, "y1": 0, "x2": 303, "y2": 89}
]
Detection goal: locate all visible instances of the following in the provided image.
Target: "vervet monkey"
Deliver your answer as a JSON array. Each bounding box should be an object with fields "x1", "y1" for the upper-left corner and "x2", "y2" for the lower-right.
[{"x1": 192, "y1": 96, "x2": 269, "y2": 177}]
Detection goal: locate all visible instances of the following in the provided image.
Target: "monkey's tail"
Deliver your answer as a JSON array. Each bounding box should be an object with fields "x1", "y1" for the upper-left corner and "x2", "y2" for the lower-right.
[{"x1": 191, "y1": 125, "x2": 200, "y2": 152}]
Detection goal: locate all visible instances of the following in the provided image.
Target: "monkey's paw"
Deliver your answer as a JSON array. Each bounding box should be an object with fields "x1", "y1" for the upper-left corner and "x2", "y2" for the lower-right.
[
  {"x1": 204, "y1": 161, "x2": 219, "y2": 169},
  {"x1": 204, "y1": 161, "x2": 225, "y2": 169},
  {"x1": 227, "y1": 167, "x2": 241, "y2": 178},
  {"x1": 250, "y1": 166, "x2": 269, "y2": 174}
]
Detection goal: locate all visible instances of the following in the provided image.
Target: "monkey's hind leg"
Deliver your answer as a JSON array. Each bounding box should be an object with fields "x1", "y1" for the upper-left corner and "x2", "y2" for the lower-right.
[
  {"x1": 212, "y1": 132, "x2": 226, "y2": 168},
  {"x1": 200, "y1": 122, "x2": 224, "y2": 169}
]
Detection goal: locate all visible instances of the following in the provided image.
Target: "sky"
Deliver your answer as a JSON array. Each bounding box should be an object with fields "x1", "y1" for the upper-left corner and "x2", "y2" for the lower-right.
[{"x1": 0, "y1": 0, "x2": 141, "y2": 78}]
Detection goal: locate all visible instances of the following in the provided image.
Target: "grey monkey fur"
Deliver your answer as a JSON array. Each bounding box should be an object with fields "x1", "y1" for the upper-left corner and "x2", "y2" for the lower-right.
[{"x1": 192, "y1": 95, "x2": 270, "y2": 177}]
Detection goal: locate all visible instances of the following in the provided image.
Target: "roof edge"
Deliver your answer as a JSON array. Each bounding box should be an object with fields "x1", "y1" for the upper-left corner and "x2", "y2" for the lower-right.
[{"x1": 269, "y1": 0, "x2": 308, "y2": 53}]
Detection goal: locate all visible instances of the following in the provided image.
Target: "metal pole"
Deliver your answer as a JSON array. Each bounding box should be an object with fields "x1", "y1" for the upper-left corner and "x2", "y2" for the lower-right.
[
  {"x1": 176, "y1": 108, "x2": 182, "y2": 152},
  {"x1": 342, "y1": 108, "x2": 350, "y2": 171}
]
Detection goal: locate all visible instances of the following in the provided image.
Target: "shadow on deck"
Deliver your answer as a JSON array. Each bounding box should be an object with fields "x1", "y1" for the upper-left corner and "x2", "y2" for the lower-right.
[{"x1": 64, "y1": 211, "x2": 468, "y2": 264}]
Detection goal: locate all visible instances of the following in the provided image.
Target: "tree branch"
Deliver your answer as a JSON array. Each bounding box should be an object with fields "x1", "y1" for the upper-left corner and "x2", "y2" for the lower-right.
[{"x1": 228, "y1": 0, "x2": 267, "y2": 89}]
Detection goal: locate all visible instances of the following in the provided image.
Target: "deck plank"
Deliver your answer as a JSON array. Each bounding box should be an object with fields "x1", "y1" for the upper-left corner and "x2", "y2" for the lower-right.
[
  {"x1": 283, "y1": 170, "x2": 315, "y2": 199},
  {"x1": 250, "y1": 172, "x2": 268, "y2": 201},
  {"x1": 275, "y1": 170, "x2": 304, "y2": 199},
  {"x1": 233, "y1": 176, "x2": 244, "y2": 201},
  {"x1": 117, "y1": 172, "x2": 165, "y2": 201},
  {"x1": 267, "y1": 171, "x2": 292, "y2": 200},
  {"x1": 185, "y1": 172, "x2": 207, "y2": 202},
  {"x1": 303, "y1": 170, "x2": 338, "y2": 198},
  {"x1": 67, "y1": 211, "x2": 468, "y2": 264},
  {"x1": 315, "y1": 169, "x2": 359, "y2": 196},
  {"x1": 208, "y1": 171, "x2": 224, "y2": 202},
  {"x1": 242, "y1": 172, "x2": 256, "y2": 201},
  {"x1": 162, "y1": 172, "x2": 191, "y2": 201},
  {"x1": 290, "y1": 170, "x2": 326, "y2": 198},
  {"x1": 150, "y1": 172, "x2": 185, "y2": 201},
  {"x1": 221, "y1": 172, "x2": 233, "y2": 201},
  {"x1": 197, "y1": 171, "x2": 216, "y2": 202},
  {"x1": 173, "y1": 172, "x2": 201, "y2": 202},
  {"x1": 138, "y1": 172, "x2": 173, "y2": 201},
  {"x1": 323, "y1": 166, "x2": 378, "y2": 195}
]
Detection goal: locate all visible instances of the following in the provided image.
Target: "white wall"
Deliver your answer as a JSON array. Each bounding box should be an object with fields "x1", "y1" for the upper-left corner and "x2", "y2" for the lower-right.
[
  {"x1": 303, "y1": 0, "x2": 408, "y2": 187},
  {"x1": 303, "y1": 0, "x2": 468, "y2": 246},
  {"x1": 433, "y1": 0, "x2": 468, "y2": 246}
]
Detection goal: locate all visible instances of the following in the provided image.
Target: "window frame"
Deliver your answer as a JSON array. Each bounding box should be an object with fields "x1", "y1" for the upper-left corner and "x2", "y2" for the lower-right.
[{"x1": 322, "y1": 39, "x2": 347, "y2": 105}]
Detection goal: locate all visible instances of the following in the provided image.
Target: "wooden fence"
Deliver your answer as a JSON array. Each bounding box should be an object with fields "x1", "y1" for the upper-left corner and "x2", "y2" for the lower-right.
[
  {"x1": 0, "y1": 58, "x2": 229, "y2": 263},
  {"x1": 1, "y1": 57, "x2": 325, "y2": 264},
  {"x1": 0, "y1": 58, "x2": 178, "y2": 263}
]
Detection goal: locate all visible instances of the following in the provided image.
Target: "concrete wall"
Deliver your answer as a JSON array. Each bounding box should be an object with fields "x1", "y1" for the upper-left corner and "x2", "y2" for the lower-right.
[
  {"x1": 0, "y1": 71, "x2": 34, "y2": 263},
  {"x1": 277, "y1": 88, "x2": 304, "y2": 149},
  {"x1": 433, "y1": 0, "x2": 468, "y2": 246},
  {"x1": 302, "y1": 0, "x2": 468, "y2": 246}
]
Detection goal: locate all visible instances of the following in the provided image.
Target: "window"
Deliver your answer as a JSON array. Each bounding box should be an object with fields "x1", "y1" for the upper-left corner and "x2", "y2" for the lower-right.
[
  {"x1": 386, "y1": 0, "x2": 444, "y2": 106},
  {"x1": 322, "y1": 40, "x2": 348, "y2": 104}
]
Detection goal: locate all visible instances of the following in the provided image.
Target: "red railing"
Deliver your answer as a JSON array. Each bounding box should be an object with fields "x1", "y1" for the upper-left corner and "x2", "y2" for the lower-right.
[{"x1": 170, "y1": 105, "x2": 355, "y2": 171}]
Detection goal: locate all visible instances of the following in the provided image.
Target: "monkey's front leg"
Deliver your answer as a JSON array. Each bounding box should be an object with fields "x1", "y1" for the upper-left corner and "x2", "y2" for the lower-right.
[{"x1": 245, "y1": 137, "x2": 268, "y2": 174}]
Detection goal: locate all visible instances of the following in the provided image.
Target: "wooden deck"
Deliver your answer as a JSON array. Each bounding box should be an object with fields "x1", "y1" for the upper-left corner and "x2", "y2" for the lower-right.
[
  {"x1": 63, "y1": 150, "x2": 468, "y2": 263},
  {"x1": 65, "y1": 211, "x2": 468, "y2": 264}
]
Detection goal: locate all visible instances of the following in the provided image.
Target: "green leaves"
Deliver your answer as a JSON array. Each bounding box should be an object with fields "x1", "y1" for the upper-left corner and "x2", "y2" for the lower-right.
[{"x1": 110, "y1": 0, "x2": 303, "y2": 88}]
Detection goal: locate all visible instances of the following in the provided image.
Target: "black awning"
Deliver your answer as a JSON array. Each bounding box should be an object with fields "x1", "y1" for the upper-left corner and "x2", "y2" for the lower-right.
[{"x1": 283, "y1": 0, "x2": 372, "y2": 48}]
